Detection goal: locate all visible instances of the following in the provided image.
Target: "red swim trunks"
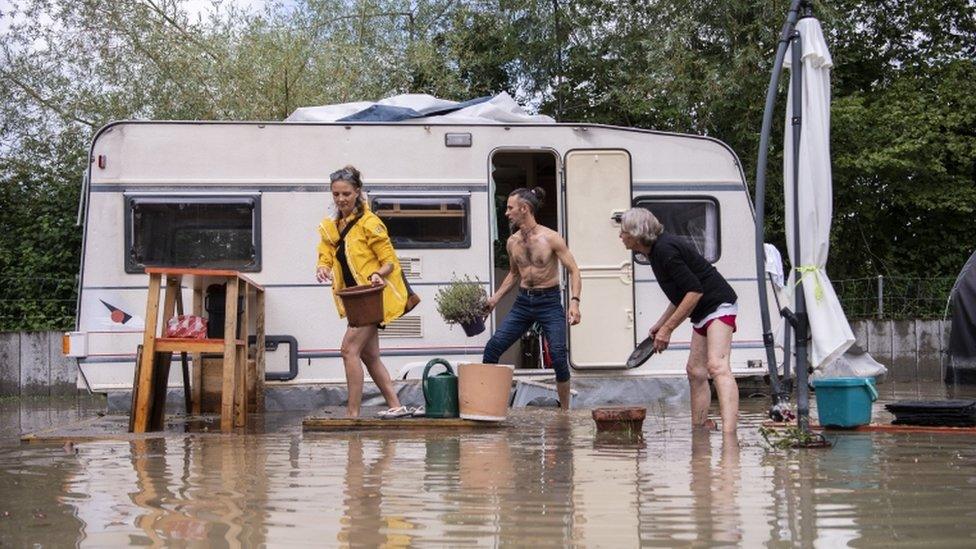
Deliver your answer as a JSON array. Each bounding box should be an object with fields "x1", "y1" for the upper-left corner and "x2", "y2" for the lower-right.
[{"x1": 693, "y1": 315, "x2": 737, "y2": 336}]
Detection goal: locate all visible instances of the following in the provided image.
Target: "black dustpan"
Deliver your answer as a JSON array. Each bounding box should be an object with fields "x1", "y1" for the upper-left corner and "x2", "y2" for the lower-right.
[{"x1": 626, "y1": 336, "x2": 656, "y2": 368}]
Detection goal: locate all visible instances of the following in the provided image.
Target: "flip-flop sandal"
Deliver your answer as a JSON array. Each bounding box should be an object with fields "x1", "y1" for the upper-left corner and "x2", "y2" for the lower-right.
[{"x1": 378, "y1": 406, "x2": 412, "y2": 420}]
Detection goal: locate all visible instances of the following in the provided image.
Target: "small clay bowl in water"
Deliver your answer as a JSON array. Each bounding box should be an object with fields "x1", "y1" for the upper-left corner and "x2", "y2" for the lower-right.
[{"x1": 592, "y1": 406, "x2": 647, "y2": 433}]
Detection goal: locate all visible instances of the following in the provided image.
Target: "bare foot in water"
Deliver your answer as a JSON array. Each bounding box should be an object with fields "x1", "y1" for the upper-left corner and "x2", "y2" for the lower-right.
[{"x1": 693, "y1": 419, "x2": 719, "y2": 431}]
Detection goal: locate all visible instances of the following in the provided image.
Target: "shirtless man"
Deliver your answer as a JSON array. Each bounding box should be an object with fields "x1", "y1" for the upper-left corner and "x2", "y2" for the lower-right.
[{"x1": 482, "y1": 187, "x2": 582, "y2": 409}]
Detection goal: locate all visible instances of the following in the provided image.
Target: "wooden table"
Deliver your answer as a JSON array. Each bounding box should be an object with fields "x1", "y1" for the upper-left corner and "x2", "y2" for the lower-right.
[{"x1": 130, "y1": 268, "x2": 266, "y2": 433}]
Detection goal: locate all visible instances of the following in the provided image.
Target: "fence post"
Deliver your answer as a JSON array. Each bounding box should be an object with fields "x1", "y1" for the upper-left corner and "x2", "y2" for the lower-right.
[{"x1": 877, "y1": 275, "x2": 884, "y2": 319}]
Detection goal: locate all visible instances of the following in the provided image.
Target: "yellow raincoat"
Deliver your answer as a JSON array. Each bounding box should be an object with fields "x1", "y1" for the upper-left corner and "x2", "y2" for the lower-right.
[{"x1": 317, "y1": 208, "x2": 409, "y2": 326}]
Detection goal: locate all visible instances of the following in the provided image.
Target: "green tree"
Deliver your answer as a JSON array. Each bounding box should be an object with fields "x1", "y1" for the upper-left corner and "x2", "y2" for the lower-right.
[{"x1": 1, "y1": 0, "x2": 974, "y2": 329}]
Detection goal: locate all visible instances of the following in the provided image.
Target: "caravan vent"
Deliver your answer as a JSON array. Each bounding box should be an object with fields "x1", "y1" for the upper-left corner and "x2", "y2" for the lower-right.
[
  {"x1": 399, "y1": 257, "x2": 422, "y2": 279},
  {"x1": 380, "y1": 316, "x2": 422, "y2": 339}
]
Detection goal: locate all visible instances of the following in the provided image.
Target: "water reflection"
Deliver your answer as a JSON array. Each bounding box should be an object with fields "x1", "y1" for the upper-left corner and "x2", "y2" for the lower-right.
[
  {"x1": 688, "y1": 430, "x2": 743, "y2": 544},
  {"x1": 339, "y1": 436, "x2": 415, "y2": 547},
  {"x1": 67, "y1": 436, "x2": 270, "y2": 546},
  {"x1": 4, "y1": 389, "x2": 976, "y2": 546}
]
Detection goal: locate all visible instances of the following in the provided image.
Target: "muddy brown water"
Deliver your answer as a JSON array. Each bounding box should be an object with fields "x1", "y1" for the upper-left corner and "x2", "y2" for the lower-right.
[{"x1": 2, "y1": 383, "x2": 976, "y2": 547}]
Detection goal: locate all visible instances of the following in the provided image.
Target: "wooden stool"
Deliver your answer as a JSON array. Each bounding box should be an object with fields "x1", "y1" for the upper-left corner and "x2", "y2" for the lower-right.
[{"x1": 129, "y1": 268, "x2": 265, "y2": 433}]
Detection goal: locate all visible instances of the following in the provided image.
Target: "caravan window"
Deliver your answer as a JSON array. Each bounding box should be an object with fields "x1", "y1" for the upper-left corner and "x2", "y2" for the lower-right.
[
  {"x1": 370, "y1": 195, "x2": 470, "y2": 248},
  {"x1": 125, "y1": 195, "x2": 260, "y2": 273},
  {"x1": 634, "y1": 197, "x2": 720, "y2": 263}
]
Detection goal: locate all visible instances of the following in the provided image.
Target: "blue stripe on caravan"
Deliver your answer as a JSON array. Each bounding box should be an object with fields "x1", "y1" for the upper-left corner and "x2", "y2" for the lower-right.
[
  {"x1": 635, "y1": 277, "x2": 758, "y2": 283},
  {"x1": 298, "y1": 347, "x2": 484, "y2": 359},
  {"x1": 260, "y1": 282, "x2": 493, "y2": 289},
  {"x1": 80, "y1": 356, "x2": 141, "y2": 364},
  {"x1": 79, "y1": 343, "x2": 764, "y2": 365},
  {"x1": 398, "y1": 281, "x2": 492, "y2": 287},
  {"x1": 632, "y1": 183, "x2": 745, "y2": 192},
  {"x1": 83, "y1": 286, "x2": 156, "y2": 290},
  {"x1": 667, "y1": 342, "x2": 766, "y2": 350},
  {"x1": 91, "y1": 184, "x2": 489, "y2": 193},
  {"x1": 84, "y1": 281, "x2": 495, "y2": 291}
]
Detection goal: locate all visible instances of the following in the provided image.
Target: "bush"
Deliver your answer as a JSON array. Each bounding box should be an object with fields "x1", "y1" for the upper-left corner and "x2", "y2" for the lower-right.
[{"x1": 434, "y1": 275, "x2": 488, "y2": 326}]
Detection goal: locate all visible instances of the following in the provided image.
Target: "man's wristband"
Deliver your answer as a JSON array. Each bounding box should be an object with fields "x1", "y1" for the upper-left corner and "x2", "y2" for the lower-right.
[{"x1": 571, "y1": 296, "x2": 581, "y2": 303}]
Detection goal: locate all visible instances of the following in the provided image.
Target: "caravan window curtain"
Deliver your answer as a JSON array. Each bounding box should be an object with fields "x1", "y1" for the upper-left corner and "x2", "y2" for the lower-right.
[
  {"x1": 370, "y1": 195, "x2": 470, "y2": 248},
  {"x1": 125, "y1": 195, "x2": 261, "y2": 273}
]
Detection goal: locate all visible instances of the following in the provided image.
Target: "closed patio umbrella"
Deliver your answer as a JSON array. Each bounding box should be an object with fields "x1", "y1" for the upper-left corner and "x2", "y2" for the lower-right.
[{"x1": 783, "y1": 16, "x2": 854, "y2": 371}]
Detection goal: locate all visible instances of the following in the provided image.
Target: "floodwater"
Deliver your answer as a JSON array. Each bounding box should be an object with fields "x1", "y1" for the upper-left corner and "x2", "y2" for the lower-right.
[{"x1": 2, "y1": 383, "x2": 976, "y2": 547}]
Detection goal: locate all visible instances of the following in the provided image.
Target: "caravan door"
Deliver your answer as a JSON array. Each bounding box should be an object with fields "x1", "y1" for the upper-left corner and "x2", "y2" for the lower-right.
[{"x1": 564, "y1": 150, "x2": 635, "y2": 369}]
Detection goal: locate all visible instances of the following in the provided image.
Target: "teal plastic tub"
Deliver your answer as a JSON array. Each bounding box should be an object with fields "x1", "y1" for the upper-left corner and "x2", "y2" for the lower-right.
[{"x1": 812, "y1": 377, "x2": 878, "y2": 427}]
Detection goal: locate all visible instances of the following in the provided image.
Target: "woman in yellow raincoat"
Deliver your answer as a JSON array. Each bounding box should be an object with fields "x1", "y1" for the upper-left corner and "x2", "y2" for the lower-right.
[{"x1": 316, "y1": 166, "x2": 419, "y2": 418}]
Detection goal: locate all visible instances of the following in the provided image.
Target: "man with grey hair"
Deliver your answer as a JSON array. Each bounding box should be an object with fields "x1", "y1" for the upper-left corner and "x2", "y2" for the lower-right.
[{"x1": 619, "y1": 208, "x2": 739, "y2": 433}]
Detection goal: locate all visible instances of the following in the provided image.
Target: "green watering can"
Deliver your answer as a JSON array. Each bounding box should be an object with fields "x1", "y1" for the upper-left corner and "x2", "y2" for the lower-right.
[{"x1": 423, "y1": 358, "x2": 459, "y2": 418}]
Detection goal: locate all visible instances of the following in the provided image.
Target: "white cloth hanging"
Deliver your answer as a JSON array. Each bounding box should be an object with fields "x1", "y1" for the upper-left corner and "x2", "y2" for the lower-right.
[{"x1": 783, "y1": 17, "x2": 855, "y2": 370}]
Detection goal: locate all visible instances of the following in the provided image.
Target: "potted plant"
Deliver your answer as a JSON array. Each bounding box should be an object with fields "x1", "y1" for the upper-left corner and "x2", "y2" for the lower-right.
[{"x1": 435, "y1": 275, "x2": 488, "y2": 336}]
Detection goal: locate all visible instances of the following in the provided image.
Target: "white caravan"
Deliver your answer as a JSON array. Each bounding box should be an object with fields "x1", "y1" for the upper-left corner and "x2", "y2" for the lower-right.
[{"x1": 68, "y1": 120, "x2": 773, "y2": 393}]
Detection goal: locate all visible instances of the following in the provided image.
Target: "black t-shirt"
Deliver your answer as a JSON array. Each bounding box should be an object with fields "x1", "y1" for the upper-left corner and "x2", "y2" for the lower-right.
[
  {"x1": 335, "y1": 240, "x2": 358, "y2": 288},
  {"x1": 648, "y1": 233, "x2": 737, "y2": 323}
]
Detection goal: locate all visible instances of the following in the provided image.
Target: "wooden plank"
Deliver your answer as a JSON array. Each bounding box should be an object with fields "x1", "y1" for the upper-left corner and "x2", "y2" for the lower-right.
[
  {"x1": 220, "y1": 278, "x2": 240, "y2": 433},
  {"x1": 841, "y1": 424, "x2": 976, "y2": 435},
  {"x1": 254, "y1": 289, "x2": 266, "y2": 413},
  {"x1": 191, "y1": 288, "x2": 204, "y2": 415},
  {"x1": 173, "y1": 281, "x2": 192, "y2": 414},
  {"x1": 145, "y1": 268, "x2": 264, "y2": 292},
  {"x1": 132, "y1": 273, "x2": 162, "y2": 433},
  {"x1": 21, "y1": 415, "x2": 214, "y2": 445},
  {"x1": 762, "y1": 420, "x2": 976, "y2": 436},
  {"x1": 147, "y1": 267, "x2": 242, "y2": 277},
  {"x1": 155, "y1": 338, "x2": 243, "y2": 353},
  {"x1": 128, "y1": 345, "x2": 143, "y2": 432},
  {"x1": 303, "y1": 417, "x2": 508, "y2": 431},
  {"x1": 236, "y1": 280, "x2": 249, "y2": 428},
  {"x1": 161, "y1": 275, "x2": 180, "y2": 327},
  {"x1": 21, "y1": 416, "x2": 107, "y2": 444},
  {"x1": 234, "y1": 272, "x2": 263, "y2": 292},
  {"x1": 235, "y1": 344, "x2": 247, "y2": 428},
  {"x1": 149, "y1": 350, "x2": 172, "y2": 431}
]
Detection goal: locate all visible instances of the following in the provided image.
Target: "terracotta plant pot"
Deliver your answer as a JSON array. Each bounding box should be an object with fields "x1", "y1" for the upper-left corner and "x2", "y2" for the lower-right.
[
  {"x1": 458, "y1": 363, "x2": 514, "y2": 421},
  {"x1": 592, "y1": 406, "x2": 647, "y2": 434},
  {"x1": 337, "y1": 284, "x2": 385, "y2": 327}
]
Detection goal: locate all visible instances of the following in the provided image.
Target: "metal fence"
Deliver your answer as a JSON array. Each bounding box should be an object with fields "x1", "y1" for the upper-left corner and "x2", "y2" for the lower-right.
[{"x1": 833, "y1": 276, "x2": 956, "y2": 320}]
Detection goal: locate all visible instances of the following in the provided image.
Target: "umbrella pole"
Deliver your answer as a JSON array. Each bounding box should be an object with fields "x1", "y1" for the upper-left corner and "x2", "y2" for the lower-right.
[
  {"x1": 753, "y1": 0, "x2": 804, "y2": 414},
  {"x1": 789, "y1": 22, "x2": 812, "y2": 433}
]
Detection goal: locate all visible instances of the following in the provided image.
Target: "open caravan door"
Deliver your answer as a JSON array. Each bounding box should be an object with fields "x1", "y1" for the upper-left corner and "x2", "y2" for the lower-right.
[{"x1": 564, "y1": 150, "x2": 635, "y2": 369}]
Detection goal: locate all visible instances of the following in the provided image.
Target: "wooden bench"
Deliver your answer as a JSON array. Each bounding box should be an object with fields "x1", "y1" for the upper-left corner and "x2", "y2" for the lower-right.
[{"x1": 129, "y1": 268, "x2": 265, "y2": 433}]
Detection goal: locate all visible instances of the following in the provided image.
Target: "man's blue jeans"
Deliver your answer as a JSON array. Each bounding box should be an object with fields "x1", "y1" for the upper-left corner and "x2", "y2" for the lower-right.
[{"x1": 482, "y1": 287, "x2": 570, "y2": 382}]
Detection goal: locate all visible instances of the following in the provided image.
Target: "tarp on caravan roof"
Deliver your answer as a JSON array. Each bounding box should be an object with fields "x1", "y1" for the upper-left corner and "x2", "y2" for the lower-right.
[
  {"x1": 286, "y1": 92, "x2": 555, "y2": 124},
  {"x1": 947, "y1": 250, "x2": 976, "y2": 381}
]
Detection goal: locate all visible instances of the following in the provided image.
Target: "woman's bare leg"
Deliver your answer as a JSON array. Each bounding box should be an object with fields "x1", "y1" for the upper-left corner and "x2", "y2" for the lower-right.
[
  {"x1": 361, "y1": 327, "x2": 401, "y2": 409},
  {"x1": 705, "y1": 321, "x2": 738, "y2": 434},
  {"x1": 686, "y1": 331, "x2": 712, "y2": 428},
  {"x1": 341, "y1": 326, "x2": 372, "y2": 417}
]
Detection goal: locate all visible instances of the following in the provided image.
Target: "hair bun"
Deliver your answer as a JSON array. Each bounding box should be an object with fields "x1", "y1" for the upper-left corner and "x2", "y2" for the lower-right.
[{"x1": 532, "y1": 187, "x2": 546, "y2": 201}]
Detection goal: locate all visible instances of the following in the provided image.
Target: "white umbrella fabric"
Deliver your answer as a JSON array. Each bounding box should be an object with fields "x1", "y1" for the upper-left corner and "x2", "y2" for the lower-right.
[{"x1": 783, "y1": 16, "x2": 854, "y2": 370}]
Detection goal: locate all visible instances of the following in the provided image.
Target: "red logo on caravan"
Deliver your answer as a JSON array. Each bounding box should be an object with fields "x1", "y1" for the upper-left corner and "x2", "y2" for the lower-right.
[{"x1": 100, "y1": 300, "x2": 133, "y2": 324}]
